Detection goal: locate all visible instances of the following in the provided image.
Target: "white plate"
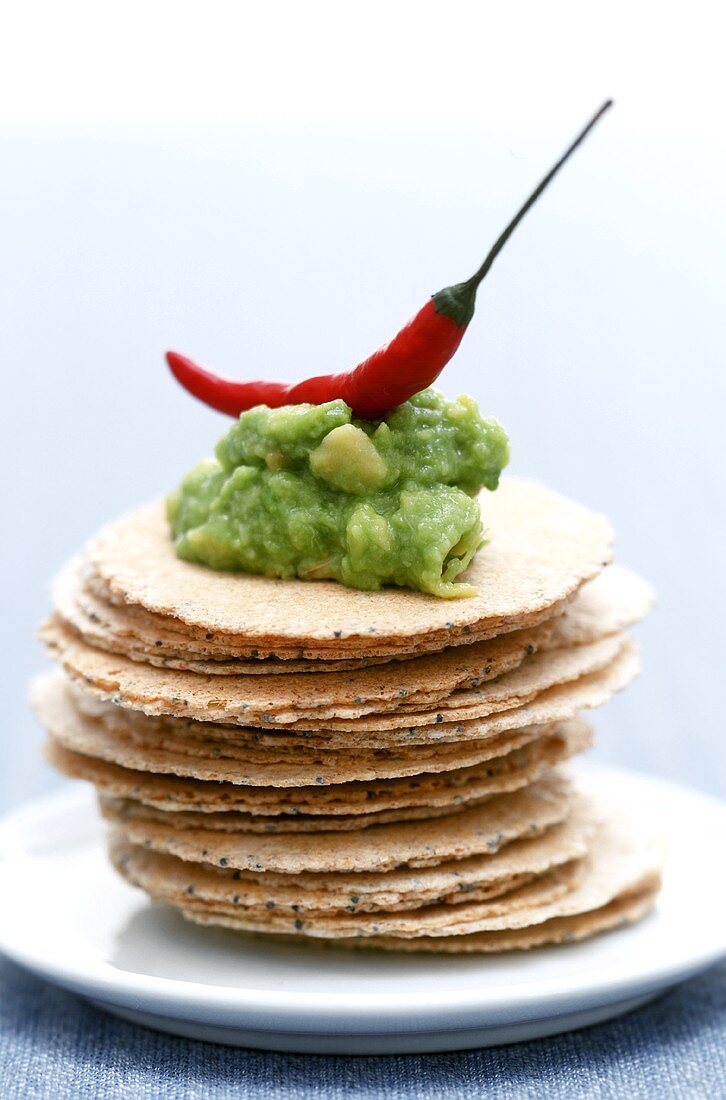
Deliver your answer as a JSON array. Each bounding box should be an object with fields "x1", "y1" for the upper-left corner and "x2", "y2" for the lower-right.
[{"x1": 0, "y1": 764, "x2": 724, "y2": 1054}]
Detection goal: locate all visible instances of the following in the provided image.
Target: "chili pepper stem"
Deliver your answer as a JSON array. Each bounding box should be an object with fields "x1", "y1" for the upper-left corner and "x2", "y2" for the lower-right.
[{"x1": 432, "y1": 99, "x2": 613, "y2": 328}]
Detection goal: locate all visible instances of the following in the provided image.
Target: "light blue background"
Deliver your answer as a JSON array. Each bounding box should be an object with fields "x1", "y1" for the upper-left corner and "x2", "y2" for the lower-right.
[{"x1": 1, "y1": 116, "x2": 724, "y2": 812}]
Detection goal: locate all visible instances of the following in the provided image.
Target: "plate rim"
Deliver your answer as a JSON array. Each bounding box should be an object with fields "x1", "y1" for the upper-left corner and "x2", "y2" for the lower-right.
[{"x1": 1, "y1": 764, "x2": 725, "y2": 1035}]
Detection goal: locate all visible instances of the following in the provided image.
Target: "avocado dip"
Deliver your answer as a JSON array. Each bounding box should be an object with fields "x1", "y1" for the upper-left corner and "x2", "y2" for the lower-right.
[{"x1": 167, "y1": 389, "x2": 509, "y2": 598}]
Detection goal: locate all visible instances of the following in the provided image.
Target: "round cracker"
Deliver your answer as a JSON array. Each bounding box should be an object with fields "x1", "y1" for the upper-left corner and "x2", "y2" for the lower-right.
[
  {"x1": 168, "y1": 789, "x2": 663, "y2": 938},
  {"x1": 42, "y1": 610, "x2": 537, "y2": 716},
  {"x1": 275, "y1": 643, "x2": 639, "y2": 737},
  {"x1": 86, "y1": 559, "x2": 572, "y2": 661},
  {"x1": 156, "y1": 861, "x2": 584, "y2": 933},
  {"x1": 34, "y1": 671, "x2": 590, "y2": 790},
  {"x1": 50, "y1": 715, "x2": 589, "y2": 814},
  {"x1": 54, "y1": 559, "x2": 652, "y2": 673},
  {"x1": 39, "y1": 619, "x2": 627, "y2": 726},
  {"x1": 99, "y1": 792, "x2": 501, "y2": 831},
  {"x1": 85, "y1": 479, "x2": 613, "y2": 653},
  {"x1": 107, "y1": 799, "x2": 591, "y2": 912},
  {"x1": 308, "y1": 886, "x2": 660, "y2": 952},
  {"x1": 48, "y1": 739, "x2": 500, "y2": 826},
  {"x1": 102, "y1": 771, "x2": 572, "y2": 873},
  {"x1": 110, "y1": 860, "x2": 536, "y2": 915},
  {"x1": 53, "y1": 559, "x2": 395, "y2": 673}
]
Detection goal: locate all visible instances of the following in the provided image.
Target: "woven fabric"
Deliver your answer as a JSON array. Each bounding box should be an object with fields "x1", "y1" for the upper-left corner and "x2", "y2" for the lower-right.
[{"x1": 0, "y1": 957, "x2": 723, "y2": 1099}]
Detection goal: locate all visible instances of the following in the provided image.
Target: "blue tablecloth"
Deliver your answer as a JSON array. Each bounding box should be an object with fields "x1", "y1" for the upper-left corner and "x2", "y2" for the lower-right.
[{"x1": 1, "y1": 957, "x2": 723, "y2": 1099}]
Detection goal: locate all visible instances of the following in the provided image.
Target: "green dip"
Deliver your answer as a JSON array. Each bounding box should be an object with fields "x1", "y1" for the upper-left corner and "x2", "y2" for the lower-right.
[{"x1": 167, "y1": 389, "x2": 509, "y2": 598}]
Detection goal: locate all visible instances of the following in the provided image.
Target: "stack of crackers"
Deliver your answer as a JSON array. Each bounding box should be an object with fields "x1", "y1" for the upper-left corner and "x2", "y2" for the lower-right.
[{"x1": 33, "y1": 479, "x2": 663, "y2": 952}]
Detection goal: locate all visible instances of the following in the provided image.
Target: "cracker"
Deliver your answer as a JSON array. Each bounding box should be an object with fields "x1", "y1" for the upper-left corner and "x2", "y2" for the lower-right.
[
  {"x1": 106, "y1": 797, "x2": 591, "y2": 912},
  {"x1": 46, "y1": 642, "x2": 637, "y2": 765},
  {"x1": 39, "y1": 618, "x2": 628, "y2": 726},
  {"x1": 47, "y1": 742, "x2": 509, "y2": 830},
  {"x1": 313, "y1": 885, "x2": 660, "y2": 952},
  {"x1": 102, "y1": 770, "x2": 572, "y2": 873},
  {"x1": 100, "y1": 795, "x2": 466, "y2": 834},
  {"x1": 375, "y1": 635, "x2": 625, "y2": 719},
  {"x1": 85, "y1": 479, "x2": 613, "y2": 652},
  {"x1": 148, "y1": 861, "x2": 584, "y2": 932},
  {"x1": 35, "y1": 671, "x2": 590, "y2": 791},
  {"x1": 547, "y1": 565, "x2": 654, "y2": 647},
  {"x1": 63, "y1": 718, "x2": 589, "y2": 819},
  {"x1": 112, "y1": 839, "x2": 539, "y2": 913},
  {"x1": 61, "y1": 639, "x2": 635, "y2": 751},
  {"x1": 41, "y1": 612, "x2": 535, "y2": 715},
  {"x1": 53, "y1": 559, "x2": 394, "y2": 673},
  {"x1": 69, "y1": 686, "x2": 564, "y2": 779},
  {"x1": 278, "y1": 642, "x2": 639, "y2": 737},
  {"x1": 163, "y1": 790, "x2": 663, "y2": 938},
  {"x1": 54, "y1": 558, "x2": 651, "y2": 674},
  {"x1": 86, "y1": 560, "x2": 571, "y2": 661},
  {"x1": 122, "y1": 844, "x2": 580, "y2": 924}
]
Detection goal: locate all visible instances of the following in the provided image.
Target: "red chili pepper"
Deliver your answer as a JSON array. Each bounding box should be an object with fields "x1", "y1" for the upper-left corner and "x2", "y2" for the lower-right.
[{"x1": 168, "y1": 100, "x2": 612, "y2": 420}]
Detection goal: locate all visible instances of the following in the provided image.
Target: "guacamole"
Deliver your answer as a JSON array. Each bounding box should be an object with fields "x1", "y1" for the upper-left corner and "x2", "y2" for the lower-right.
[{"x1": 167, "y1": 389, "x2": 509, "y2": 598}]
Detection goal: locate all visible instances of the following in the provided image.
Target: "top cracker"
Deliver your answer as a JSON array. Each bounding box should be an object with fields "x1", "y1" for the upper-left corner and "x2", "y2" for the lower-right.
[{"x1": 85, "y1": 478, "x2": 612, "y2": 654}]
